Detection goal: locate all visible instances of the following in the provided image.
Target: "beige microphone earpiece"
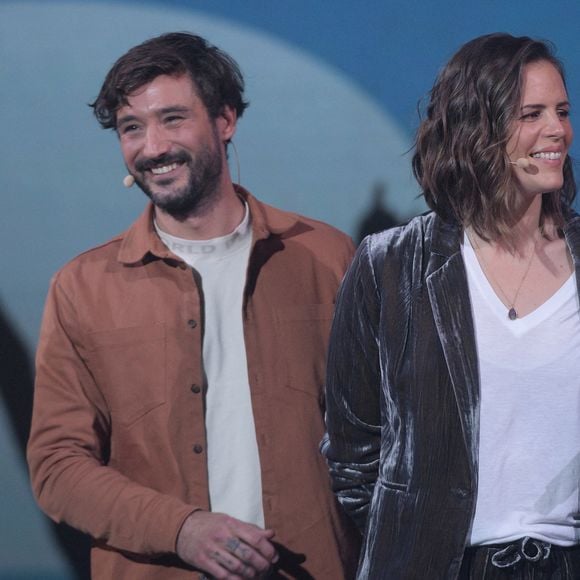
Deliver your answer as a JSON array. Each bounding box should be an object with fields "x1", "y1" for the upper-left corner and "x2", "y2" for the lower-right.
[{"x1": 510, "y1": 158, "x2": 532, "y2": 170}]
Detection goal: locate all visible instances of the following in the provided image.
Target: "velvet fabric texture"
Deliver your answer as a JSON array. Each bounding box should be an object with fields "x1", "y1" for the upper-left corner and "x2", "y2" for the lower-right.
[{"x1": 323, "y1": 210, "x2": 580, "y2": 579}]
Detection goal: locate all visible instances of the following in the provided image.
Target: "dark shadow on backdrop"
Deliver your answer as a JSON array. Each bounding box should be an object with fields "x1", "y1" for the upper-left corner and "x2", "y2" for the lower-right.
[
  {"x1": 356, "y1": 181, "x2": 400, "y2": 244},
  {"x1": 0, "y1": 302, "x2": 91, "y2": 579}
]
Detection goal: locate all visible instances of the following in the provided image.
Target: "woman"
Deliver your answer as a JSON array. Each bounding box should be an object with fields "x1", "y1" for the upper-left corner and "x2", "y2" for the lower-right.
[{"x1": 323, "y1": 33, "x2": 580, "y2": 579}]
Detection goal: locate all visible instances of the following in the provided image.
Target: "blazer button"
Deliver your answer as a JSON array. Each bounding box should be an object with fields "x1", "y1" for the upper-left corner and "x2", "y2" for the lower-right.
[
  {"x1": 451, "y1": 487, "x2": 469, "y2": 499},
  {"x1": 190, "y1": 384, "x2": 201, "y2": 394},
  {"x1": 187, "y1": 319, "x2": 197, "y2": 328},
  {"x1": 193, "y1": 444, "x2": 203, "y2": 454}
]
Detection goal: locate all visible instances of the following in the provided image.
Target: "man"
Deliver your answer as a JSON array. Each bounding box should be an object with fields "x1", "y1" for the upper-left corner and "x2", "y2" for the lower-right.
[{"x1": 27, "y1": 32, "x2": 357, "y2": 579}]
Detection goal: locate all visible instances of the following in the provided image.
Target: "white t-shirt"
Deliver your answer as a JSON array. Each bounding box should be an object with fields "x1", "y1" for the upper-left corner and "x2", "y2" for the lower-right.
[
  {"x1": 156, "y1": 205, "x2": 265, "y2": 527},
  {"x1": 463, "y1": 233, "x2": 580, "y2": 546}
]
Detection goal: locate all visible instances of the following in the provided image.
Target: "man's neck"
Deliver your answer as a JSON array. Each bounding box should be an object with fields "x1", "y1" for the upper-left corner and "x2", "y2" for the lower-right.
[{"x1": 154, "y1": 183, "x2": 245, "y2": 241}]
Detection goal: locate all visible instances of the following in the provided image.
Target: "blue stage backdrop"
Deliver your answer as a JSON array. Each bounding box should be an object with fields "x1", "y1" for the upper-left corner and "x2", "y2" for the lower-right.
[{"x1": 2, "y1": 1, "x2": 580, "y2": 577}]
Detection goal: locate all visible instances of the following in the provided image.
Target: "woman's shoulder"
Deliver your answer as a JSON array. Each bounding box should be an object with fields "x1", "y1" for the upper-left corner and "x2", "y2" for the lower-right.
[{"x1": 362, "y1": 211, "x2": 437, "y2": 258}]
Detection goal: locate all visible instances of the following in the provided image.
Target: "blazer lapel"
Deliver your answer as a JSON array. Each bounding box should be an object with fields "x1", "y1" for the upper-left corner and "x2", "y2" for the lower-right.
[{"x1": 426, "y1": 218, "x2": 480, "y2": 469}]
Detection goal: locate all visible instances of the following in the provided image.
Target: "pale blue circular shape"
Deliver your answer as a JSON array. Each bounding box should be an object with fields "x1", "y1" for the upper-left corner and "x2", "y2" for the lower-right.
[
  {"x1": 1, "y1": 2, "x2": 423, "y2": 575},
  {"x1": 2, "y1": 1, "x2": 423, "y2": 344}
]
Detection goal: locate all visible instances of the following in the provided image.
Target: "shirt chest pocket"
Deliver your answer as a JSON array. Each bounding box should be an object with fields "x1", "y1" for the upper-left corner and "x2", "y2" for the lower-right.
[
  {"x1": 86, "y1": 324, "x2": 167, "y2": 427},
  {"x1": 273, "y1": 304, "x2": 335, "y2": 397}
]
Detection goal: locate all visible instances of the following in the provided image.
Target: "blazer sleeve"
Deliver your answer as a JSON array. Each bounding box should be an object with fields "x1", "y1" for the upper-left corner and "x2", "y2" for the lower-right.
[
  {"x1": 27, "y1": 274, "x2": 197, "y2": 557},
  {"x1": 322, "y1": 236, "x2": 382, "y2": 533}
]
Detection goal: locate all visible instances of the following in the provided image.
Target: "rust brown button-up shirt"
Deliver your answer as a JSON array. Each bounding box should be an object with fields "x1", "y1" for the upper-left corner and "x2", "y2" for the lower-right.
[{"x1": 28, "y1": 188, "x2": 359, "y2": 579}]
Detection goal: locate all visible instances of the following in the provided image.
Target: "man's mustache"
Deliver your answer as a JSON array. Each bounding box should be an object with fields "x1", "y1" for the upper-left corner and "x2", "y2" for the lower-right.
[{"x1": 135, "y1": 151, "x2": 191, "y2": 172}]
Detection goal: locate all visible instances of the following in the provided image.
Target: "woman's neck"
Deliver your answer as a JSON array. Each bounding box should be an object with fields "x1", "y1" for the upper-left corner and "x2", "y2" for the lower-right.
[{"x1": 477, "y1": 195, "x2": 544, "y2": 256}]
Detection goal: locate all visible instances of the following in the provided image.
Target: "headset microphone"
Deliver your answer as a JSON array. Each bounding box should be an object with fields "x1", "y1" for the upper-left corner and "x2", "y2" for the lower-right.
[{"x1": 510, "y1": 158, "x2": 532, "y2": 170}]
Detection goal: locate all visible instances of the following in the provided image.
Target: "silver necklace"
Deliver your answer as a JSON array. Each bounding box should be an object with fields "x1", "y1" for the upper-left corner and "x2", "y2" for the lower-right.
[{"x1": 469, "y1": 231, "x2": 539, "y2": 321}]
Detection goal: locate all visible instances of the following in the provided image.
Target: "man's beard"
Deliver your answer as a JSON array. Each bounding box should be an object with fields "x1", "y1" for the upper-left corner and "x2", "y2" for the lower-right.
[{"x1": 134, "y1": 138, "x2": 223, "y2": 220}]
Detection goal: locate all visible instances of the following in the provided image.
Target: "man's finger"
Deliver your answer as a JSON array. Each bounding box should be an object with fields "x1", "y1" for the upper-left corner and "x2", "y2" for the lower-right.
[
  {"x1": 231, "y1": 524, "x2": 278, "y2": 563},
  {"x1": 211, "y1": 548, "x2": 257, "y2": 578},
  {"x1": 221, "y1": 537, "x2": 272, "y2": 575},
  {"x1": 225, "y1": 537, "x2": 251, "y2": 560}
]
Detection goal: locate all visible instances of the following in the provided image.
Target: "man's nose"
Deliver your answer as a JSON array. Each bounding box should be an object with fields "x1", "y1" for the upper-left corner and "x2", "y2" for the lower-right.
[{"x1": 142, "y1": 124, "x2": 171, "y2": 158}]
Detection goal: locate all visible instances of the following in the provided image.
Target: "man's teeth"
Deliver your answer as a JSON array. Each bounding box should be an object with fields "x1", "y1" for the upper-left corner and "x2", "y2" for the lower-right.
[
  {"x1": 151, "y1": 162, "x2": 178, "y2": 175},
  {"x1": 531, "y1": 152, "x2": 562, "y2": 160}
]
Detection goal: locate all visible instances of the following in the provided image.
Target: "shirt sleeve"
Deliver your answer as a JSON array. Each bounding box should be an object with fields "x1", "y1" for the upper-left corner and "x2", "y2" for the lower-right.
[
  {"x1": 321, "y1": 236, "x2": 382, "y2": 533},
  {"x1": 27, "y1": 274, "x2": 197, "y2": 557}
]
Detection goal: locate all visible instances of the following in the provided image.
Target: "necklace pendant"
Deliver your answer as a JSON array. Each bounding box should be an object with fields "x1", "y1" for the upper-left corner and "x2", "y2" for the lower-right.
[{"x1": 508, "y1": 307, "x2": 517, "y2": 320}]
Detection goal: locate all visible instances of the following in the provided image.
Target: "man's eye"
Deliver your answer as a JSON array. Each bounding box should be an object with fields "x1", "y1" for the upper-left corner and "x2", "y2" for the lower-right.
[
  {"x1": 558, "y1": 109, "x2": 570, "y2": 119},
  {"x1": 165, "y1": 115, "x2": 184, "y2": 124},
  {"x1": 120, "y1": 124, "x2": 140, "y2": 134}
]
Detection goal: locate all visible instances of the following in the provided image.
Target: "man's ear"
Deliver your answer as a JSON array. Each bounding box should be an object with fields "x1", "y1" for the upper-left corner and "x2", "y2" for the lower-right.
[{"x1": 216, "y1": 106, "x2": 237, "y2": 143}]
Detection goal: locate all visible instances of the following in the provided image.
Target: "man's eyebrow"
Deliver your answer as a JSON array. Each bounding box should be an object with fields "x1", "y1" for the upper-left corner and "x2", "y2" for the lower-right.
[
  {"x1": 157, "y1": 105, "x2": 191, "y2": 115},
  {"x1": 117, "y1": 106, "x2": 191, "y2": 126},
  {"x1": 117, "y1": 113, "x2": 139, "y2": 127}
]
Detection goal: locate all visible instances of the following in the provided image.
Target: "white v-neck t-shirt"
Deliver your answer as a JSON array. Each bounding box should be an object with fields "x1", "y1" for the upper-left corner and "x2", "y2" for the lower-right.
[
  {"x1": 156, "y1": 206, "x2": 265, "y2": 527},
  {"x1": 463, "y1": 233, "x2": 580, "y2": 546}
]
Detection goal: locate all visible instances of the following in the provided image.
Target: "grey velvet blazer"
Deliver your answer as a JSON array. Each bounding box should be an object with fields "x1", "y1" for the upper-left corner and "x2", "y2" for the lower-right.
[{"x1": 323, "y1": 210, "x2": 580, "y2": 579}]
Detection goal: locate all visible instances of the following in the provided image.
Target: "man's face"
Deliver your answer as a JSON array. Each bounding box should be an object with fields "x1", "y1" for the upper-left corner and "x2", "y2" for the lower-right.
[{"x1": 116, "y1": 74, "x2": 226, "y2": 218}]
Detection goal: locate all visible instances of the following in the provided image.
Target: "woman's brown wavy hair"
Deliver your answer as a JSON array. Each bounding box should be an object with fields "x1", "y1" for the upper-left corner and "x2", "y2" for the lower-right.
[{"x1": 412, "y1": 33, "x2": 576, "y2": 240}]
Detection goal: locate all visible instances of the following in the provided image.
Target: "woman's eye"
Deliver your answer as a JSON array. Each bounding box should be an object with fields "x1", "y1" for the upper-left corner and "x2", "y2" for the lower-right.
[{"x1": 520, "y1": 111, "x2": 541, "y2": 121}]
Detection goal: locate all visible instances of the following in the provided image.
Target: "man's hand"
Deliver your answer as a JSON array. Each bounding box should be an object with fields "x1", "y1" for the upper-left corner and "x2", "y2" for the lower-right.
[{"x1": 176, "y1": 511, "x2": 278, "y2": 579}]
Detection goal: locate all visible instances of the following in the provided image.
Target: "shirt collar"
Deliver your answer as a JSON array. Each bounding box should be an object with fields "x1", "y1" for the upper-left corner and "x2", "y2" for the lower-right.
[{"x1": 117, "y1": 185, "x2": 299, "y2": 266}]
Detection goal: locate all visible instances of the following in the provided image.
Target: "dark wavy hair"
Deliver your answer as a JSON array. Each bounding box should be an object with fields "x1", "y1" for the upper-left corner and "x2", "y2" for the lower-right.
[
  {"x1": 412, "y1": 33, "x2": 575, "y2": 240},
  {"x1": 90, "y1": 32, "x2": 248, "y2": 130}
]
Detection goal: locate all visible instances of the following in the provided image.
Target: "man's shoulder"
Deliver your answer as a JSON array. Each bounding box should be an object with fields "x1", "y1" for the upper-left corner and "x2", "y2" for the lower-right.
[
  {"x1": 51, "y1": 229, "x2": 128, "y2": 288},
  {"x1": 272, "y1": 207, "x2": 354, "y2": 267},
  {"x1": 251, "y1": 196, "x2": 354, "y2": 254},
  {"x1": 285, "y1": 209, "x2": 353, "y2": 246},
  {"x1": 52, "y1": 205, "x2": 153, "y2": 285}
]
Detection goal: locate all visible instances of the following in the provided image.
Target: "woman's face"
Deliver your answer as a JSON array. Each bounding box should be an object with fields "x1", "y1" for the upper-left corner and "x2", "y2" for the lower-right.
[{"x1": 506, "y1": 60, "x2": 573, "y2": 199}]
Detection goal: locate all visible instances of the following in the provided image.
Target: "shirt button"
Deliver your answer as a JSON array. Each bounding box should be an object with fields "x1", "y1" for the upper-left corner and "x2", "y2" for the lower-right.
[
  {"x1": 187, "y1": 319, "x2": 197, "y2": 328},
  {"x1": 190, "y1": 384, "x2": 201, "y2": 394},
  {"x1": 193, "y1": 444, "x2": 203, "y2": 454}
]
